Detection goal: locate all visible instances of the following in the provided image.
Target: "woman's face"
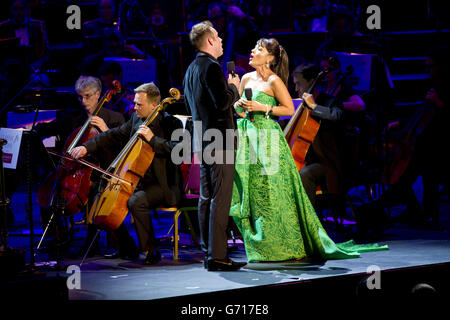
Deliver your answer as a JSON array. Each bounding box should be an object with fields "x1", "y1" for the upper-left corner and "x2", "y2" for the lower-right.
[{"x1": 249, "y1": 43, "x2": 272, "y2": 68}]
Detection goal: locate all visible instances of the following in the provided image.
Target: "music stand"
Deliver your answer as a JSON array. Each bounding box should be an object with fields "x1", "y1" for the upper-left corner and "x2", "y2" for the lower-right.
[{"x1": 0, "y1": 139, "x2": 9, "y2": 250}]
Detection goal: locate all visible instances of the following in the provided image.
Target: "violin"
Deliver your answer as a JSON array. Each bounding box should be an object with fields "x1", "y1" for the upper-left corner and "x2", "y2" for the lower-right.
[
  {"x1": 283, "y1": 69, "x2": 329, "y2": 171},
  {"x1": 37, "y1": 81, "x2": 122, "y2": 216},
  {"x1": 88, "y1": 88, "x2": 181, "y2": 231}
]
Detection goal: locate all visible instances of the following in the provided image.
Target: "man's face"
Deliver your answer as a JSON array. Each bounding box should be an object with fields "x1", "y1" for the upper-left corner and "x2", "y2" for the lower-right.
[
  {"x1": 101, "y1": 74, "x2": 117, "y2": 90},
  {"x1": 208, "y1": 27, "x2": 223, "y2": 59},
  {"x1": 78, "y1": 88, "x2": 101, "y2": 115},
  {"x1": 12, "y1": 0, "x2": 27, "y2": 23},
  {"x1": 99, "y1": 0, "x2": 114, "y2": 22},
  {"x1": 293, "y1": 73, "x2": 311, "y2": 97},
  {"x1": 331, "y1": 17, "x2": 352, "y2": 38},
  {"x1": 134, "y1": 92, "x2": 157, "y2": 118},
  {"x1": 208, "y1": 6, "x2": 226, "y2": 34},
  {"x1": 321, "y1": 59, "x2": 337, "y2": 82}
]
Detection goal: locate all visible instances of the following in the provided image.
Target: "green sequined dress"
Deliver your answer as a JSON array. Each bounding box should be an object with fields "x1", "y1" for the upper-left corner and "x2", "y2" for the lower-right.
[{"x1": 230, "y1": 91, "x2": 388, "y2": 262}]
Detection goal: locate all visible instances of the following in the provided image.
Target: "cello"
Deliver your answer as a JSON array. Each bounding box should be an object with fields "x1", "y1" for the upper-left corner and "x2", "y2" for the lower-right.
[
  {"x1": 382, "y1": 101, "x2": 436, "y2": 185},
  {"x1": 283, "y1": 69, "x2": 329, "y2": 171},
  {"x1": 37, "y1": 81, "x2": 122, "y2": 216},
  {"x1": 88, "y1": 88, "x2": 181, "y2": 231}
]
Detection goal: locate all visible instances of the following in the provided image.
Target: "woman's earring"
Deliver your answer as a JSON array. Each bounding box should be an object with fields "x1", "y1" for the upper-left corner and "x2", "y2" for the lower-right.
[{"x1": 265, "y1": 61, "x2": 269, "y2": 68}]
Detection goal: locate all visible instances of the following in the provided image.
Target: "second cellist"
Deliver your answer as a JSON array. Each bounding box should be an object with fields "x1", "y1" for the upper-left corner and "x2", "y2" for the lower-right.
[
  {"x1": 70, "y1": 83, "x2": 184, "y2": 265},
  {"x1": 290, "y1": 62, "x2": 345, "y2": 213}
]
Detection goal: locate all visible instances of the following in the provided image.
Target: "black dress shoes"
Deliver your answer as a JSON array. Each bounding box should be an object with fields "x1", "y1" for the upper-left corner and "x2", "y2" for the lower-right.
[
  {"x1": 144, "y1": 250, "x2": 162, "y2": 265},
  {"x1": 206, "y1": 258, "x2": 247, "y2": 271},
  {"x1": 104, "y1": 250, "x2": 120, "y2": 259},
  {"x1": 104, "y1": 249, "x2": 139, "y2": 260}
]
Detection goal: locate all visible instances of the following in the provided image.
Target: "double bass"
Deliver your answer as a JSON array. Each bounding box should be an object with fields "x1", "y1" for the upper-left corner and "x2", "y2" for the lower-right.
[
  {"x1": 283, "y1": 69, "x2": 329, "y2": 171},
  {"x1": 37, "y1": 81, "x2": 122, "y2": 216},
  {"x1": 88, "y1": 88, "x2": 181, "y2": 231}
]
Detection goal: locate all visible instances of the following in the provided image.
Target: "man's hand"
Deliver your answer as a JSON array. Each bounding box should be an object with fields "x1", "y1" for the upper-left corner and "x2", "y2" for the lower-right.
[
  {"x1": 137, "y1": 125, "x2": 154, "y2": 142},
  {"x1": 69, "y1": 146, "x2": 87, "y2": 159},
  {"x1": 228, "y1": 73, "x2": 240, "y2": 90},
  {"x1": 302, "y1": 93, "x2": 318, "y2": 109},
  {"x1": 90, "y1": 116, "x2": 109, "y2": 132}
]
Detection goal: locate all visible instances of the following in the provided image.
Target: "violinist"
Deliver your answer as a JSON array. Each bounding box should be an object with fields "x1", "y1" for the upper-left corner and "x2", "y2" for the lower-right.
[
  {"x1": 35, "y1": 76, "x2": 124, "y2": 254},
  {"x1": 389, "y1": 46, "x2": 450, "y2": 228},
  {"x1": 69, "y1": 82, "x2": 185, "y2": 265},
  {"x1": 293, "y1": 63, "x2": 346, "y2": 219}
]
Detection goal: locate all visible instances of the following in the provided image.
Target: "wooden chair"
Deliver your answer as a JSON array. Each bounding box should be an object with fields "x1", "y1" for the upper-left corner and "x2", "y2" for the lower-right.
[{"x1": 156, "y1": 160, "x2": 200, "y2": 260}]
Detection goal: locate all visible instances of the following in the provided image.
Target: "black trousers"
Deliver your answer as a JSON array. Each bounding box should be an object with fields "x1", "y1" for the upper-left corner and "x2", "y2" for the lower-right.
[
  {"x1": 392, "y1": 148, "x2": 441, "y2": 223},
  {"x1": 198, "y1": 153, "x2": 235, "y2": 260},
  {"x1": 300, "y1": 163, "x2": 326, "y2": 209},
  {"x1": 124, "y1": 183, "x2": 165, "y2": 252},
  {"x1": 300, "y1": 162, "x2": 346, "y2": 215}
]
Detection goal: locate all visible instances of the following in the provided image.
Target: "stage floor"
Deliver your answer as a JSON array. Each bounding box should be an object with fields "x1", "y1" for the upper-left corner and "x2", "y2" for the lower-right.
[
  {"x1": 5, "y1": 187, "x2": 450, "y2": 303},
  {"x1": 65, "y1": 235, "x2": 450, "y2": 300}
]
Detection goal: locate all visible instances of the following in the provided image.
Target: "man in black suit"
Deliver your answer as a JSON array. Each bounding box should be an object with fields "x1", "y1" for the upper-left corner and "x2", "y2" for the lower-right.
[
  {"x1": 0, "y1": 0, "x2": 49, "y2": 66},
  {"x1": 70, "y1": 82, "x2": 185, "y2": 265},
  {"x1": 183, "y1": 21, "x2": 245, "y2": 271}
]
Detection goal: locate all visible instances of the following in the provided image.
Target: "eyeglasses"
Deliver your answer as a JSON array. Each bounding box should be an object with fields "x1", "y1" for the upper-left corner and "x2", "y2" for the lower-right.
[{"x1": 77, "y1": 91, "x2": 97, "y2": 101}]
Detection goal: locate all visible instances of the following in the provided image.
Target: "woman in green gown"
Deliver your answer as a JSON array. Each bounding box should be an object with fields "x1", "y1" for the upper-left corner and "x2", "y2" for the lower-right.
[{"x1": 230, "y1": 38, "x2": 387, "y2": 262}]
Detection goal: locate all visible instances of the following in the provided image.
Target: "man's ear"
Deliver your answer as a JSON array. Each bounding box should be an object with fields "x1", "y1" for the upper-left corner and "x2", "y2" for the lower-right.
[{"x1": 206, "y1": 36, "x2": 213, "y2": 47}]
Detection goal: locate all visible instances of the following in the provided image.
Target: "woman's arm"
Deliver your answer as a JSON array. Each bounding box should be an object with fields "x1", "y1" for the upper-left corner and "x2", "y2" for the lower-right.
[{"x1": 269, "y1": 76, "x2": 295, "y2": 116}]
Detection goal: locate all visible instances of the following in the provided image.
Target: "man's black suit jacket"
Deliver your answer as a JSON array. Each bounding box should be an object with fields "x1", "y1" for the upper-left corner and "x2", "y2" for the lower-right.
[
  {"x1": 83, "y1": 112, "x2": 184, "y2": 207},
  {"x1": 183, "y1": 51, "x2": 239, "y2": 152}
]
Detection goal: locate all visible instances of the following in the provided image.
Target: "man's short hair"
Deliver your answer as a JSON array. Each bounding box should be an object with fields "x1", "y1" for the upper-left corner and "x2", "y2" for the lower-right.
[
  {"x1": 75, "y1": 76, "x2": 102, "y2": 94},
  {"x1": 189, "y1": 20, "x2": 213, "y2": 50},
  {"x1": 134, "y1": 82, "x2": 161, "y2": 104}
]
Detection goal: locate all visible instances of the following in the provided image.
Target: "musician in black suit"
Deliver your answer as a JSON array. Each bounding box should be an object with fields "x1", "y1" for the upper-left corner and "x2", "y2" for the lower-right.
[
  {"x1": 70, "y1": 82, "x2": 185, "y2": 265},
  {"x1": 183, "y1": 21, "x2": 245, "y2": 271},
  {"x1": 0, "y1": 0, "x2": 49, "y2": 65}
]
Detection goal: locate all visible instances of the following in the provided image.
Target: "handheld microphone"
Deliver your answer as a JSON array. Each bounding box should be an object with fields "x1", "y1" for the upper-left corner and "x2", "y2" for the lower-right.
[
  {"x1": 227, "y1": 61, "x2": 236, "y2": 77},
  {"x1": 244, "y1": 88, "x2": 253, "y2": 122}
]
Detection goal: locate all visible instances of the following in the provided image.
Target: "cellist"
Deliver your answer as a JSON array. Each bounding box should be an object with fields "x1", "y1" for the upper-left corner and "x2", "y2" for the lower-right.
[
  {"x1": 292, "y1": 63, "x2": 346, "y2": 219},
  {"x1": 35, "y1": 76, "x2": 124, "y2": 253},
  {"x1": 388, "y1": 46, "x2": 450, "y2": 229},
  {"x1": 69, "y1": 82, "x2": 185, "y2": 265}
]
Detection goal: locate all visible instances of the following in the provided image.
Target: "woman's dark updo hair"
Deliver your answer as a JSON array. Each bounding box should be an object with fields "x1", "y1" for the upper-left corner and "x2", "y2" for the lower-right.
[{"x1": 257, "y1": 38, "x2": 289, "y2": 85}]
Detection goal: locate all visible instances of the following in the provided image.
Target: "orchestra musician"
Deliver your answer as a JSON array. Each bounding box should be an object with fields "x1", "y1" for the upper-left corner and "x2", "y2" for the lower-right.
[
  {"x1": 35, "y1": 76, "x2": 124, "y2": 254},
  {"x1": 388, "y1": 46, "x2": 450, "y2": 228},
  {"x1": 292, "y1": 63, "x2": 347, "y2": 222},
  {"x1": 69, "y1": 82, "x2": 185, "y2": 265}
]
